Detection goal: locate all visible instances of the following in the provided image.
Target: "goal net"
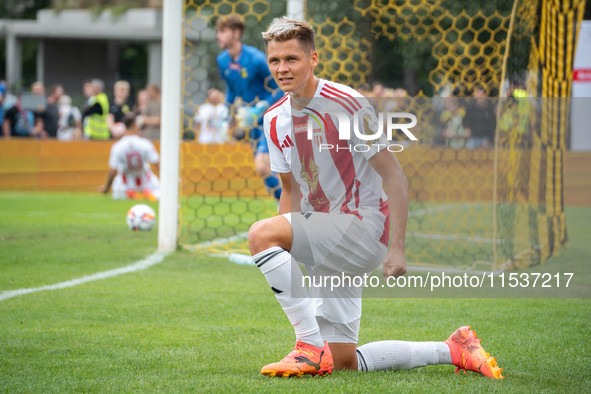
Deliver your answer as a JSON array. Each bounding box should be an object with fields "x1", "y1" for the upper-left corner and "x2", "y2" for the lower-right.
[{"x1": 178, "y1": 0, "x2": 583, "y2": 271}]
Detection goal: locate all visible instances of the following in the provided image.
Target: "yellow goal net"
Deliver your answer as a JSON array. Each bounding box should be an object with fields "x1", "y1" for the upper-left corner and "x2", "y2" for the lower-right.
[{"x1": 179, "y1": 0, "x2": 584, "y2": 271}]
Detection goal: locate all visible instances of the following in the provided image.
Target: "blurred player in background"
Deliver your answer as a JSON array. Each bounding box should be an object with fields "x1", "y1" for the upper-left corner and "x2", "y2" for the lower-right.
[
  {"x1": 97, "y1": 112, "x2": 160, "y2": 201},
  {"x1": 215, "y1": 14, "x2": 283, "y2": 200},
  {"x1": 248, "y1": 17, "x2": 503, "y2": 380}
]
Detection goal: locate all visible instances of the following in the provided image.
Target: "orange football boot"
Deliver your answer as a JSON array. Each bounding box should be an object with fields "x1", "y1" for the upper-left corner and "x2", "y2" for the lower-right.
[
  {"x1": 445, "y1": 325, "x2": 504, "y2": 379},
  {"x1": 142, "y1": 189, "x2": 158, "y2": 201},
  {"x1": 261, "y1": 341, "x2": 334, "y2": 377},
  {"x1": 126, "y1": 190, "x2": 144, "y2": 200}
]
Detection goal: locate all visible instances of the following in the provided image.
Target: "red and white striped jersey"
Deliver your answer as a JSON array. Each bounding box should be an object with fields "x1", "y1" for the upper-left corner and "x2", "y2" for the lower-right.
[
  {"x1": 109, "y1": 135, "x2": 159, "y2": 187},
  {"x1": 263, "y1": 79, "x2": 391, "y2": 246}
]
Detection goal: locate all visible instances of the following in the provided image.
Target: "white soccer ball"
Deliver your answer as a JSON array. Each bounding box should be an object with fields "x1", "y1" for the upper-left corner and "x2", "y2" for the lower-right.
[{"x1": 126, "y1": 204, "x2": 156, "y2": 231}]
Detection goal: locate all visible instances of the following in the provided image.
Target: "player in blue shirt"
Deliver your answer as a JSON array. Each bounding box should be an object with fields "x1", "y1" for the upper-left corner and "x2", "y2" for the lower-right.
[{"x1": 216, "y1": 15, "x2": 283, "y2": 200}]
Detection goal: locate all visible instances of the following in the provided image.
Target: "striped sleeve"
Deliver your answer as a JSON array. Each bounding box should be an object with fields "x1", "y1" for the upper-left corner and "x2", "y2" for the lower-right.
[{"x1": 264, "y1": 113, "x2": 290, "y2": 173}]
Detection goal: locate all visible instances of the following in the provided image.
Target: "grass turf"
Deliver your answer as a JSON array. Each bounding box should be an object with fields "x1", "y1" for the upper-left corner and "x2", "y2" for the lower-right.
[{"x1": 0, "y1": 192, "x2": 590, "y2": 393}]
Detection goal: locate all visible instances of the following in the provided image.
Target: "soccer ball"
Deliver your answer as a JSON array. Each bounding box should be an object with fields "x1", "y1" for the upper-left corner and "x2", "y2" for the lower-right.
[{"x1": 126, "y1": 204, "x2": 156, "y2": 231}]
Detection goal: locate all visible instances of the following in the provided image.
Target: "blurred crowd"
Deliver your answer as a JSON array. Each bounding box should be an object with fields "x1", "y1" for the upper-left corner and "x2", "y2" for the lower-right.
[
  {"x1": 189, "y1": 81, "x2": 499, "y2": 150},
  {"x1": 356, "y1": 82, "x2": 498, "y2": 150},
  {"x1": 0, "y1": 78, "x2": 506, "y2": 150},
  {"x1": 0, "y1": 79, "x2": 161, "y2": 141}
]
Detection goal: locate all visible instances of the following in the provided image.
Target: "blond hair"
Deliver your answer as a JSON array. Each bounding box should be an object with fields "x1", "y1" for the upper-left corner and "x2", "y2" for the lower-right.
[
  {"x1": 114, "y1": 80, "x2": 130, "y2": 91},
  {"x1": 262, "y1": 17, "x2": 315, "y2": 52}
]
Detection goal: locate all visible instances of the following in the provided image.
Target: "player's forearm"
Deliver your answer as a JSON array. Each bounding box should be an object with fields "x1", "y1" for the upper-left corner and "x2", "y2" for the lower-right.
[
  {"x1": 104, "y1": 169, "x2": 117, "y2": 190},
  {"x1": 142, "y1": 116, "x2": 161, "y2": 127},
  {"x1": 278, "y1": 172, "x2": 293, "y2": 215},
  {"x1": 384, "y1": 167, "x2": 408, "y2": 254},
  {"x1": 278, "y1": 190, "x2": 291, "y2": 215},
  {"x1": 2, "y1": 122, "x2": 10, "y2": 138},
  {"x1": 34, "y1": 118, "x2": 45, "y2": 135},
  {"x1": 369, "y1": 151, "x2": 408, "y2": 254}
]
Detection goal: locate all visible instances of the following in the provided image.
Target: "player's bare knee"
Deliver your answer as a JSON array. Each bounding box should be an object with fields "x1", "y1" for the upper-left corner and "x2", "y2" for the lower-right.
[
  {"x1": 248, "y1": 219, "x2": 274, "y2": 255},
  {"x1": 248, "y1": 217, "x2": 290, "y2": 255},
  {"x1": 248, "y1": 221, "x2": 263, "y2": 255}
]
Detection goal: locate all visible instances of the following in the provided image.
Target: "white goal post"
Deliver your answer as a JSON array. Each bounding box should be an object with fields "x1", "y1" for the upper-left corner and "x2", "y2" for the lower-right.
[{"x1": 158, "y1": 0, "x2": 183, "y2": 251}]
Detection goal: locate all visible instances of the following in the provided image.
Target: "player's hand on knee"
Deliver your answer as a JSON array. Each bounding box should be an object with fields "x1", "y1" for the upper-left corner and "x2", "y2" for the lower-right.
[{"x1": 382, "y1": 250, "x2": 407, "y2": 279}]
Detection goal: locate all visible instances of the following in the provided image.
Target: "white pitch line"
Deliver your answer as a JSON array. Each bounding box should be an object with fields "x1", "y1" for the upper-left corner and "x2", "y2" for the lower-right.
[{"x1": 0, "y1": 250, "x2": 171, "y2": 302}]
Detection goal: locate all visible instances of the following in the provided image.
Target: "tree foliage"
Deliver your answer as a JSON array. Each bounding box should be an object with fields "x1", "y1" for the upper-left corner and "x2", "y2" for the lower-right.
[{"x1": 0, "y1": 0, "x2": 52, "y2": 19}]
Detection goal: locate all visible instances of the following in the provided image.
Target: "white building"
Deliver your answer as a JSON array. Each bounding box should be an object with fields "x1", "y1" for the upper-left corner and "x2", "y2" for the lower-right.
[{"x1": 0, "y1": 8, "x2": 204, "y2": 95}]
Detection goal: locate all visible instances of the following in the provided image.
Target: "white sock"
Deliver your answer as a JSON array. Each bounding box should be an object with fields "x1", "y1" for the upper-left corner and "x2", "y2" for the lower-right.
[
  {"x1": 254, "y1": 247, "x2": 324, "y2": 349},
  {"x1": 356, "y1": 341, "x2": 453, "y2": 371}
]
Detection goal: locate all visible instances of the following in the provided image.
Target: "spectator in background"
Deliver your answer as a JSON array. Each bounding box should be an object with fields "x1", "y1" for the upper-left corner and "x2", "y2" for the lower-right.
[
  {"x1": 507, "y1": 75, "x2": 527, "y2": 98},
  {"x1": 356, "y1": 83, "x2": 370, "y2": 97},
  {"x1": 133, "y1": 89, "x2": 149, "y2": 130},
  {"x1": 133, "y1": 89, "x2": 149, "y2": 113},
  {"x1": 81, "y1": 80, "x2": 93, "y2": 130},
  {"x1": 57, "y1": 95, "x2": 82, "y2": 141},
  {"x1": 0, "y1": 82, "x2": 6, "y2": 129},
  {"x1": 141, "y1": 83, "x2": 161, "y2": 140},
  {"x1": 193, "y1": 88, "x2": 229, "y2": 144},
  {"x1": 82, "y1": 80, "x2": 94, "y2": 103},
  {"x1": 83, "y1": 79, "x2": 110, "y2": 140},
  {"x1": 2, "y1": 91, "x2": 44, "y2": 138},
  {"x1": 440, "y1": 97, "x2": 468, "y2": 149},
  {"x1": 39, "y1": 84, "x2": 63, "y2": 138},
  {"x1": 370, "y1": 82, "x2": 397, "y2": 112},
  {"x1": 31, "y1": 81, "x2": 45, "y2": 97},
  {"x1": 390, "y1": 87, "x2": 409, "y2": 112},
  {"x1": 108, "y1": 80, "x2": 133, "y2": 139},
  {"x1": 21, "y1": 82, "x2": 47, "y2": 124},
  {"x1": 463, "y1": 86, "x2": 496, "y2": 149},
  {"x1": 1, "y1": 80, "x2": 17, "y2": 110},
  {"x1": 372, "y1": 82, "x2": 385, "y2": 98}
]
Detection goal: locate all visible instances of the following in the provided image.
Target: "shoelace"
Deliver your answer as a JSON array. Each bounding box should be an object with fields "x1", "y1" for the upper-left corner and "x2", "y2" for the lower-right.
[{"x1": 293, "y1": 341, "x2": 315, "y2": 356}]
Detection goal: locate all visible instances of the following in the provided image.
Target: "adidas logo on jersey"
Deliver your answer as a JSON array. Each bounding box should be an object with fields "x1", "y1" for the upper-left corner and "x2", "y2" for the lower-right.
[{"x1": 280, "y1": 135, "x2": 294, "y2": 149}]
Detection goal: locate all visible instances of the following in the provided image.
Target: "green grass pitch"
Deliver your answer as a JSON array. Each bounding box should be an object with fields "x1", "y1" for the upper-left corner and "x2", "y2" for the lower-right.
[{"x1": 1, "y1": 192, "x2": 590, "y2": 393}]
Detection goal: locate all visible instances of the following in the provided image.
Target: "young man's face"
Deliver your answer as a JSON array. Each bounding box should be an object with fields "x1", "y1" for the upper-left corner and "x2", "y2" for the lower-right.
[
  {"x1": 207, "y1": 89, "x2": 223, "y2": 105},
  {"x1": 83, "y1": 83, "x2": 93, "y2": 98},
  {"x1": 216, "y1": 27, "x2": 240, "y2": 50},
  {"x1": 373, "y1": 84, "x2": 384, "y2": 97},
  {"x1": 474, "y1": 88, "x2": 487, "y2": 97},
  {"x1": 53, "y1": 86, "x2": 64, "y2": 100},
  {"x1": 114, "y1": 86, "x2": 129, "y2": 100},
  {"x1": 266, "y1": 38, "x2": 318, "y2": 96}
]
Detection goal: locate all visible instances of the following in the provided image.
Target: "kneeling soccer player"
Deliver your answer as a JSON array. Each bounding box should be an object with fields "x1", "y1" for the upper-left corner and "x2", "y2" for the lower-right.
[
  {"x1": 247, "y1": 17, "x2": 503, "y2": 379},
  {"x1": 97, "y1": 112, "x2": 160, "y2": 201}
]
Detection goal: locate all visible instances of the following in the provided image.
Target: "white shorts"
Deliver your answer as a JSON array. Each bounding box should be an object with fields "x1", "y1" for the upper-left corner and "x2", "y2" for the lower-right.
[
  {"x1": 112, "y1": 171, "x2": 160, "y2": 200},
  {"x1": 284, "y1": 211, "x2": 387, "y2": 343},
  {"x1": 317, "y1": 316, "x2": 360, "y2": 344}
]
